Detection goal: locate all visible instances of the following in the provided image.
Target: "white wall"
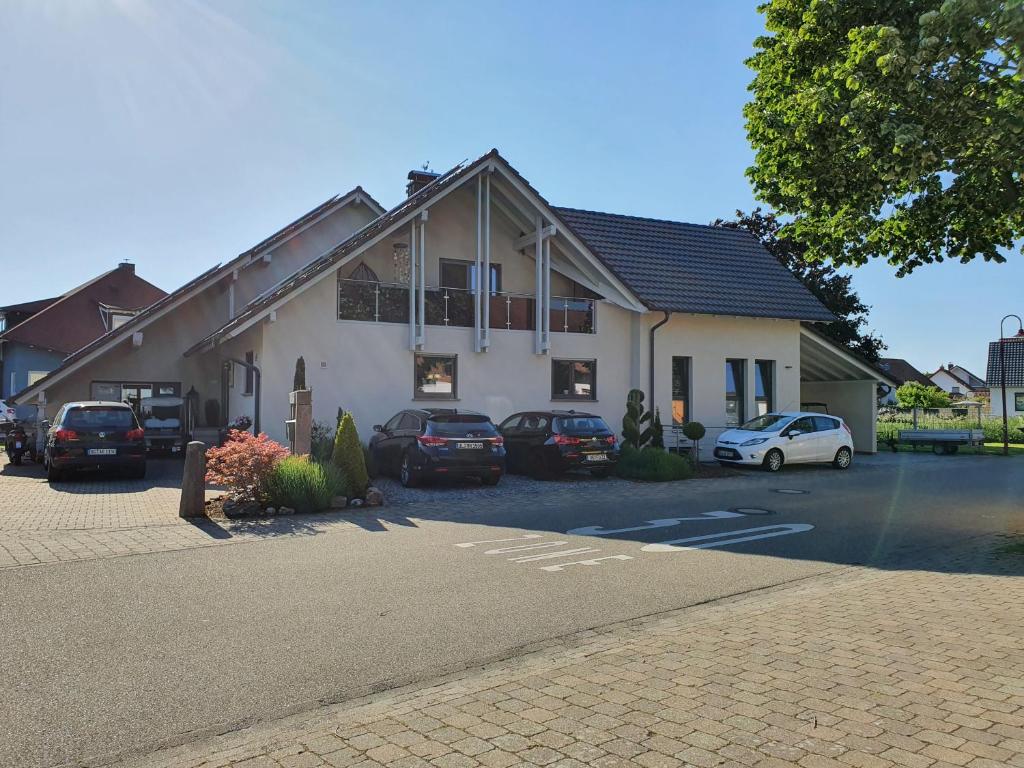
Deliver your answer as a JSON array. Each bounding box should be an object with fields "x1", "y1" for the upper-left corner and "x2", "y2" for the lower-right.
[
  {"x1": 930, "y1": 369, "x2": 969, "y2": 396},
  {"x1": 800, "y1": 380, "x2": 877, "y2": 452},
  {"x1": 990, "y1": 387, "x2": 1024, "y2": 419}
]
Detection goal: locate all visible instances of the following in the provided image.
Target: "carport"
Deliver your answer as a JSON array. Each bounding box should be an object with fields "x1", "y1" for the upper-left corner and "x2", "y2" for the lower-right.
[{"x1": 799, "y1": 327, "x2": 896, "y2": 453}]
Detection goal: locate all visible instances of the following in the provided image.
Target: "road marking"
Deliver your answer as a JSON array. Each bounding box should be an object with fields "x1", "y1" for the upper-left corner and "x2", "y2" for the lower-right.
[
  {"x1": 484, "y1": 541, "x2": 569, "y2": 555},
  {"x1": 509, "y1": 547, "x2": 602, "y2": 563},
  {"x1": 566, "y1": 510, "x2": 744, "y2": 537},
  {"x1": 539, "y1": 555, "x2": 635, "y2": 572},
  {"x1": 731, "y1": 507, "x2": 774, "y2": 515},
  {"x1": 641, "y1": 524, "x2": 814, "y2": 552},
  {"x1": 454, "y1": 534, "x2": 543, "y2": 548},
  {"x1": 774, "y1": 489, "x2": 808, "y2": 495}
]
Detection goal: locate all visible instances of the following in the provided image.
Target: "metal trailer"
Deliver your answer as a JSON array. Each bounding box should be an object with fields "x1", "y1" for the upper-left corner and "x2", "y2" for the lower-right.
[
  {"x1": 139, "y1": 396, "x2": 188, "y2": 455},
  {"x1": 898, "y1": 429, "x2": 985, "y2": 455}
]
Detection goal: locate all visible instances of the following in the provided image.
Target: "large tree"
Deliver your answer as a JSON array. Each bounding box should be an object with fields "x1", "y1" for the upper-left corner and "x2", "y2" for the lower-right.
[
  {"x1": 715, "y1": 209, "x2": 886, "y2": 361},
  {"x1": 745, "y1": 0, "x2": 1023, "y2": 276}
]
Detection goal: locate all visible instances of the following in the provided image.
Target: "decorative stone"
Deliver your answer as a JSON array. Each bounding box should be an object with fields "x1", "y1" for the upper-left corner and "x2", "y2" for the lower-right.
[
  {"x1": 330, "y1": 495, "x2": 348, "y2": 509},
  {"x1": 279, "y1": 506, "x2": 295, "y2": 515},
  {"x1": 178, "y1": 441, "x2": 207, "y2": 519},
  {"x1": 265, "y1": 507, "x2": 277, "y2": 516},
  {"x1": 365, "y1": 487, "x2": 384, "y2": 507},
  {"x1": 349, "y1": 498, "x2": 364, "y2": 508}
]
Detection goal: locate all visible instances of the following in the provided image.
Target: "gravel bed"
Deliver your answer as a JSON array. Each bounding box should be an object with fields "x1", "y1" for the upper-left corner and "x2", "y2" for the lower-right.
[{"x1": 373, "y1": 470, "x2": 632, "y2": 506}]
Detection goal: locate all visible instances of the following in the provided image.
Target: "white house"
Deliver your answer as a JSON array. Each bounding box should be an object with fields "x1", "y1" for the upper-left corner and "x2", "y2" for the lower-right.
[
  {"x1": 929, "y1": 363, "x2": 988, "y2": 400},
  {"x1": 986, "y1": 335, "x2": 1024, "y2": 419},
  {"x1": 15, "y1": 150, "x2": 893, "y2": 454}
]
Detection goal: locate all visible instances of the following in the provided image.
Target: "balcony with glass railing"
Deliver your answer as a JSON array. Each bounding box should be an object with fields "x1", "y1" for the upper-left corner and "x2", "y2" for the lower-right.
[{"x1": 337, "y1": 279, "x2": 595, "y2": 333}]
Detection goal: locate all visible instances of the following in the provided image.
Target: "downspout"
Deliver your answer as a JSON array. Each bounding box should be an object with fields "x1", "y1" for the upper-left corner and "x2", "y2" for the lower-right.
[
  {"x1": 649, "y1": 311, "x2": 671, "y2": 406},
  {"x1": 225, "y1": 357, "x2": 262, "y2": 435}
]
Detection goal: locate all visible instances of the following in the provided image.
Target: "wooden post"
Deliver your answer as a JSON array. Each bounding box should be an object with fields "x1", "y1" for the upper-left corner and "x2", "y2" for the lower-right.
[{"x1": 179, "y1": 441, "x2": 206, "y2": 518}]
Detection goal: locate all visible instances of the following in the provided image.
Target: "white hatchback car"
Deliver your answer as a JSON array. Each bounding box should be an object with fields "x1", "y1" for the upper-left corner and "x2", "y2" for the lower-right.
[{"x1": 713, "y1": 412, "x2": 854, "y2": 472}]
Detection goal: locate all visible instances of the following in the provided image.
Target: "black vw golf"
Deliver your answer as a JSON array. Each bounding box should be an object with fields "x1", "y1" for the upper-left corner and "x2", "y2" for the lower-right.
[
  {"x1": 368, "y1": 408, "x2": 506, "y2": 487},
  {"x1": 498, "y1": 410, "x2": 618, "y2": 479}
]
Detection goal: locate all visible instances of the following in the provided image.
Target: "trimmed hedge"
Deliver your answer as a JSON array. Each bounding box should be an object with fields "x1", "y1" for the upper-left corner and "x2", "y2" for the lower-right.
[{"x1": 615, "y1": 445, "x2": 695, "y2": 482}]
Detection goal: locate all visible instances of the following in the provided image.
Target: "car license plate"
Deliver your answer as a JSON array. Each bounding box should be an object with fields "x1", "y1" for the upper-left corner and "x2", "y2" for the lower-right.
[
  {"x1": 14, "y1": 441, "x2": 21, "y2": 449},
  {"x1": 87, "y1": 448, "x2": 117, "y2": 456},
  {"x1": 584, "y1": 453, "x2": 608, "y2": 462},
  {"x1": 457, "y1": 442, "x2": 484, "y2": 450}
]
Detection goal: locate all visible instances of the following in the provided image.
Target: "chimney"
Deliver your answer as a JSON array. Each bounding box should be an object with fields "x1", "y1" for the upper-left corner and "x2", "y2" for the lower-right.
[
  {"x1": 406, "y1": 169, "x2": 440, "y2": 197},
  {"x1": 118, "y1": 261, "x2": 135, "y2": 274}
]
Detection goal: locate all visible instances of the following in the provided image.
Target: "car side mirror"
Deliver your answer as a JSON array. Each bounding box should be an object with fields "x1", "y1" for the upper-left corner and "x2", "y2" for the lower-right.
[
  {"x1": 372, "y1": 424, "x2": 383, "y2": 432},
  {"x1": 787, "y1": 430, "x2": 802, "y2": 439}
]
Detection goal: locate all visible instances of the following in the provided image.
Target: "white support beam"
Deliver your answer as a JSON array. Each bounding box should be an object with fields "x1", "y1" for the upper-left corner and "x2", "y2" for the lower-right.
[
  {"x1": 482, "y1": 173, "x2": 491, "y2": 350},
  {"x1": 542, "y1": 235, "x2": 551, "y2": 352},
  {"x1": 514, "y1": 225, "x2": 557, "y2": 251},
  {"x1": 474, "y1": 174, "x2": 482, "y2": 353},
  {"x1": 534, "y1": 214, "x2": 544, "y2": 354},
  {"x1": 417, "y1": 211, "x2": 427, "y2": 348},
  {"x1": 408, "y1": 221, "x2": 417, "y2": 350}
]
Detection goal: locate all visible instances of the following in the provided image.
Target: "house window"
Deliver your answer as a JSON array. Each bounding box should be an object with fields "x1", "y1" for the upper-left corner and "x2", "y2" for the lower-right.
[
  {"x1": 755, "y1": 360, "x2": 774, "y2": 416},
  {"x1": 552, "y1": 359, "x2": 596, "y2": 400},
  {"x1": 414, "y1": 354, "x2": 457, "y2": 399},
  {"x1": 243, "y1": 351, "x2": 255, "y2": 396},
  {"x1": 671, "y1": 356, "x2": 691, "y2": 424},
  {"x1": 725, "y1": 359, "x2": 745, "y2": 427},
  {"x1": 440, "y1": 259, "x2": 501, "y2": 294},
  {"x1": 1016, "y1": 393, "x2": 1024, "y2": 412}
]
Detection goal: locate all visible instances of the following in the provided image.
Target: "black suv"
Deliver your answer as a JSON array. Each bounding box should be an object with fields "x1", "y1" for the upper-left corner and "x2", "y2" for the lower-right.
[
  {"x1": 44, "y1": 401, "x2": 147, "y2": 482},
  {"x1": 368, "y1": 408, "x2": 506, "y2": 487},
  {"x1": 498, "y1": 410, "x2": 618, "y2": 479}
]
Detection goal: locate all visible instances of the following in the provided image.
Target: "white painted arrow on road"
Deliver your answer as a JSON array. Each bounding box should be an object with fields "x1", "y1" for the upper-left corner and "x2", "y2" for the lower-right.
[
  {"x1": 641, "y1": 524, "x2": 814, "y2": 552},
  {"x1": 567, "y1": 510, "x2": 745, "y2": 537}
]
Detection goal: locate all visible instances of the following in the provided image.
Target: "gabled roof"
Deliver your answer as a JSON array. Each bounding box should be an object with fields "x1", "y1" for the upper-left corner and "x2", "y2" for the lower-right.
[
  {"x1": 877, "y1": 358, "x2": 933, "y2": 387},
  {"x1": 0, "y1": 265, "x2": 166, "y2": 354},
  {"x1": 931, "y1": 365, "x2": 988, "y2": 391},
  {"x1": 12, "y1": 187, "x2": 379, "y2": 404},
  {"x1": 0, "y1": 297, "x2": 60, "y2": 315},
  {"x1": 986, "y1": 338, "x2": 1024, "y2": 387},
  {"x1": 552, "y1": 208, "x2": 834, "y2": 322}
]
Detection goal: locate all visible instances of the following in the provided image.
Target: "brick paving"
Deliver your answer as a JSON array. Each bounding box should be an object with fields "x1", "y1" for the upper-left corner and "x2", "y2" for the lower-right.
[{"x1": 118, "y1": 541, "x2": 1024, "y2": 768}]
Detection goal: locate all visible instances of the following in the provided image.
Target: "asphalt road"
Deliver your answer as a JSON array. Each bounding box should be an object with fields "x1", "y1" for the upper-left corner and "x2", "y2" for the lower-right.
[{"x1": 1, "y1": 454, "x2": 1022, "y2": 768}]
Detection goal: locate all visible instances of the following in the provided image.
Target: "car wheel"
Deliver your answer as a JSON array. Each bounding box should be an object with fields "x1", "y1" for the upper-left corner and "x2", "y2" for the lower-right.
[
  {"x1": 590, "y1": 468, "x2": 612, "y2": 479},
  {"x1": 365, "y1": 449, "x2": 378, "y2": 478},
  {"x1": 46, "y1": 461, "x2": 63, "y2": 482},
  {"x1": 399, "y1": 453, "x2": 419, "y2": 488},
  {"x1": 833, "y1": 446, "x2": 853, "y2": 469},
  {"x1": 10, "y1": 453, "x2": 21, "y2": 466},
  {"x1": 527, "y1": 453, "x2": 553, "y2": 481},
  {"x1": 763, "y1": 449, "x2": 784, "y2": 473},
  {"x1": 481, "y1": 474, "x2": 501, "y2": 486},
  {"x1": 127, "y1": 463, "x2": 147, "y2": 480}
]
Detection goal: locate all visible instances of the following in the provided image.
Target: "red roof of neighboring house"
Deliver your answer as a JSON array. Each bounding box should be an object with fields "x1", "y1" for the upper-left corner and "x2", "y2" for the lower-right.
[
  {"x1": 0, "y1": 296, "x2": 61, "y2": 315},
  {"x1": 877, "y1": 358, "x2": 933, "y2": 387},
  {"x1": 0, "y1": 264, "x2": 166, "y2": 354}
]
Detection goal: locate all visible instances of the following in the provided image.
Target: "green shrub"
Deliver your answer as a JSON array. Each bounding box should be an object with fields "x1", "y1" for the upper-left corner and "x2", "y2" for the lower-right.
[
  {"x1": 265, "y1": 456, "x2": 347, "y2": 514},
  {"x1": 293, "y1": 356, "x2": 306, "y2": 391},
  {"x1": 615, "y1": 445, "x2": 694, "y2": 482},
  {"x1": 310, "y1": 419, "x2": 334, "y2": 463},
  {"x1": 622, "y1": 388, "x2": 653, "y2": 449},
  {"x1": 650, "y1": 408, "x2": 665, "y2": 449},
  {"x1": 332, "y1": 411, "x2": 369, "y2": 497}
]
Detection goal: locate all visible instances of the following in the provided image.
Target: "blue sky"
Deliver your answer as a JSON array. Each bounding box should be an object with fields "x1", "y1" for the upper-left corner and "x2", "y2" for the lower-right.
[{"x1": 1, "y1": 0, "x2": 1018, "y2": 376}]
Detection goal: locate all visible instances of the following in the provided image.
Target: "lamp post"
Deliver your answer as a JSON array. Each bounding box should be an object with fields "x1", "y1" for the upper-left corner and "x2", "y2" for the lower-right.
[{"x1": 999, "y1": 314, "x2": 1023, "y2": 456}]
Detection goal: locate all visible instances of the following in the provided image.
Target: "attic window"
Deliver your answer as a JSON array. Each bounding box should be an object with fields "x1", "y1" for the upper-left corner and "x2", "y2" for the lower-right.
[{"x1": 99, "y1": 304, "x2": 137, "y2": 331}]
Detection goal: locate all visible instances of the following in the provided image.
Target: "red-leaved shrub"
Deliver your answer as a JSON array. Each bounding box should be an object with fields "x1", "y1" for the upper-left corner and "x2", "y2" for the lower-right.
[{"x1": 205, "y1": 430, "x2": 289, "y2": 503}]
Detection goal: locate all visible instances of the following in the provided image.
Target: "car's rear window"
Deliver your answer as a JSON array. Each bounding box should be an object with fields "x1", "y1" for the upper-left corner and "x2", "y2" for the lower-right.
[
  {"x1": 556, "y1": 416, "x2": 611, "y2": 433},
  {"x1": 64, "y1": 407, "x2": 136, "y2": 429},
  {"x1": 426, "y1": 417, "x2": 497, "y2": 437}
]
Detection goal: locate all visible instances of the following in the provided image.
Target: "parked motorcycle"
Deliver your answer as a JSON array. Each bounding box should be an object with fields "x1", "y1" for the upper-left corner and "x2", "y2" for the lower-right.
[{"x1": 4, "y1": 420, "x2": 36, "y2": 465}]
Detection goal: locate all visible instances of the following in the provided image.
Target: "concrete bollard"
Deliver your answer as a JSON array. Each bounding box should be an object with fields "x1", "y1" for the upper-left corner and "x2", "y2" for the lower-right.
[{"x1": 179, "y1": 441, "x2": 207, "y2": 519}]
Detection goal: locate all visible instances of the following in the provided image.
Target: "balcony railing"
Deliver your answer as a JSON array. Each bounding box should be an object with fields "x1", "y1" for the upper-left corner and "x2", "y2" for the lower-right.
[{"x1": 337, "y1": 279, "x2": 594, "y2": 333}]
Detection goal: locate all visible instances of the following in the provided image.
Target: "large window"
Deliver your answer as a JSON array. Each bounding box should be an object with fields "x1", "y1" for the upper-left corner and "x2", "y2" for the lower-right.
[
  {"x1": 1016, "y1": 393, "x2": 1024, "y2": 412},
  {"x1": 414, "y1": 354, "x2": 457, "y2": 400},
  {"x1": 671, "y1": 356, "x2": 691, "y2": 424},
  {"x1": 243, "y1": 351, "x2": 255, "y2": 395},
  {"x1": 725, "y1": 359, "x2": 745, "y2": 427},
  {"x1": 754, "y1": 360, "x2": 774, "y2": 416},
  {"x1": 440, "y1": 259, "x2": 501, "y2": 293},
  {"x1": 552, "y1": 359, "x2": 596, "y2": 400}
]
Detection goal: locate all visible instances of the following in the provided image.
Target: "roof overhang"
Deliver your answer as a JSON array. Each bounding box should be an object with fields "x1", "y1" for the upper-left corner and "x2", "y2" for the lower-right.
[{"x1": 800, "y1": 326, "x2": 897, "y2": 386}]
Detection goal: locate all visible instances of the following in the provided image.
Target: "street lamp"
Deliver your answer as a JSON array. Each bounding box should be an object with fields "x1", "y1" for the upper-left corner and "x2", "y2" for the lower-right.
[{"x1": 999, "y1": 314, "x2": 1024, "y2": 456}]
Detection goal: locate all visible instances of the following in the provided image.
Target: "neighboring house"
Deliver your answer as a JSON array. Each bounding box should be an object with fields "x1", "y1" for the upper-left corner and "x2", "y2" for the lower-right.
[
  {"x1": 14, "y1": 151, "x2": 894, "y2": 453},
  {"x1": 876, "y1": 358, "x2": 934, "y2": 405},
  {"x1": 929, "y1": 363, "x2": 989, "y2": 400},
  {"x1": 0, "y1": 263, "x2": 166, "y2": 402},
  {"x1": 987, "y1": 332, "x2": 1024, "y2": 419}
]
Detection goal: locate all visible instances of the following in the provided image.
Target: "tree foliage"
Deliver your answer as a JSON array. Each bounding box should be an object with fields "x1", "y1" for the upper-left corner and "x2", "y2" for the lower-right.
[
  {"x1": 293, "y1": 356, "x2": 306, "y2": 392},
  {"x1": 746, "y1": 0, "x2": 1023, "y2": 275},
  {"x1": 205, "y1": 430, "x2": 289, "y2": 503},
  {"x1": 331, "y1": 411, "x2": 369, "y2": 498},
  {"x1": 895, "y1": 381, "x2": 953, "y2": 408},
  {"x1": 622, "y1": 389, "x2": 654, "y2": 449},
  {"x1": 715, "y1": 209, "x2": 885, "y2": 361}
]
